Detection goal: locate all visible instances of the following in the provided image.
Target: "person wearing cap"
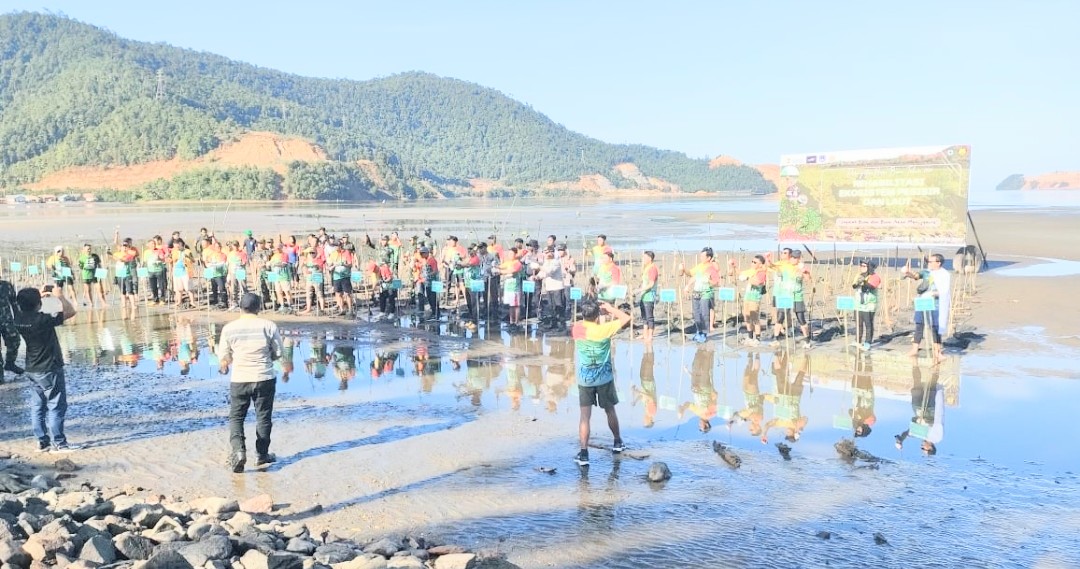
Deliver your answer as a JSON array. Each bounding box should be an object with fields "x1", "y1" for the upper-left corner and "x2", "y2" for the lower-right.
[
  {"x1": 325, "y1": 239, "x2": 356, "y2": 316},
  {"x1": 441, "y1": 236, "x2": 467, "y2": 306},
  {"x1": 225, "y1": 240, "x2": 248, "y2": 310},
  {"x1": 14, "y1": 286, "x2": 78, "y2": 452},
  {"x1": 853, "y1": 259, "x2": 882, "y2": 351},
  {"x1": 112, "y1": 232, "x2": 140, "y2": 311},
  {"x1": 243, "y1": 230, "x2": 257, "y2": 257},
  {"x1": 478, "y1": 242, "x2": 500, "y2": 320},
  {"x1": 679, "y1": 247, "x2": 721, "y2": 343},
  {"x1": 571, "y1": 297, "x2": 630, "y2": 466},
  {"x1": 535, "y1": 246, "x2": 565, "y2": 332},
  {"x1": 772, "y1": 248, "x2": 811, "y2": 346},
  {"x1": 413, "y1": 246, "x2": 440, "y2": 322},
  {"x1": 299, "y1": 248, "x2": 327, "y2": 315},
  {"x1": 736, "y1": 255, "x2": 769, "y2": 346},
  {"x1": 216, "y1": 292, "x2": 283, "y2": 473},
  {"x1": 77, "y1": 244, "x2": 107, "y2": 308},
  {"x1": 45, "y1": 246, "x2": 77, "y2": 303}
]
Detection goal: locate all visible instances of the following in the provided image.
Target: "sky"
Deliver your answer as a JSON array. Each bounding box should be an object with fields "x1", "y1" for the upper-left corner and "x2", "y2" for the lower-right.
[{"x1": 2, "y1": 0, "x2": 1078, "y2": 194}]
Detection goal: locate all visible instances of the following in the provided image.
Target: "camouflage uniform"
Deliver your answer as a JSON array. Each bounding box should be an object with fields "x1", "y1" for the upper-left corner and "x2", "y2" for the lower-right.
[{"x1": 0, "y1": 279, "x2": 20, "y2": 375}]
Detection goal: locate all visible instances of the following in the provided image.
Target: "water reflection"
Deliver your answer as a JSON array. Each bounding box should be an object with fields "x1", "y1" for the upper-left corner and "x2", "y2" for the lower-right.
[{"x1": 59, "y1": 307, "x2": 1051, "y2": 466}]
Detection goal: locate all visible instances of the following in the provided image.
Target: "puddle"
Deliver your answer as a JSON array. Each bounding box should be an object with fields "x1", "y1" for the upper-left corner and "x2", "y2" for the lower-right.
[{"x1": 31, "y1": 308, "x2": 1080, "y2": 472}]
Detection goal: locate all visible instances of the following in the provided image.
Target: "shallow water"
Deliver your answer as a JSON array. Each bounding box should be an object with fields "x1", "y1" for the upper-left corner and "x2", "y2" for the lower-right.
[{"x1": 3, "y1": 308, "x2": 1071, "y2": 567}]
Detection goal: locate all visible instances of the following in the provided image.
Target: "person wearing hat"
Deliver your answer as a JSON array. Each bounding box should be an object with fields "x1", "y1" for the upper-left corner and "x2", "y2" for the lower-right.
[
  {"x1": 413, "y1": 246, "x2": 440, "y2": 321},
  {"x1": 535, "y1": 246, "x2": 565, "y2": 332},
  {"x1": 14, "y1": 286, "x2": 78, "y2": 451},
  {"x1": 679, "y1": 247, "x2": 721, "y2": 343},
  {"x1": 853, "y1": 259, "x2": 882, "y2": 351},
  {"x1": 243, "y1": 230, "x2": 257, "y2": 257},
  {"x1": 216, "y1": 292, "x2": 283, "y2": 473},
  {"x1": 45, "y1": 246, "x2": 77, "y2": 303}
]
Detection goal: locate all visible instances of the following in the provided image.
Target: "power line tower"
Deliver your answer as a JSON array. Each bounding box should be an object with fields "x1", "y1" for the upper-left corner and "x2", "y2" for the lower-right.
[{"x1": 155, "y1": 69, "x2": 166, "y2": 101}]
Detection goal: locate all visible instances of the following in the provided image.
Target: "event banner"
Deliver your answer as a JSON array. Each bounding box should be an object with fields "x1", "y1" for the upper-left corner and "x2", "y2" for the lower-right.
[{"x1": 777, "y1": 145, "x2": 971, "y2": 245}]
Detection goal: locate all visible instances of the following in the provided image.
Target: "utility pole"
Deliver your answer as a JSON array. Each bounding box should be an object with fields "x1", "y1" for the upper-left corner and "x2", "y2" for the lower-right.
[{"x1": 155, "y1": 69, "x2": 165, "y2": 101}]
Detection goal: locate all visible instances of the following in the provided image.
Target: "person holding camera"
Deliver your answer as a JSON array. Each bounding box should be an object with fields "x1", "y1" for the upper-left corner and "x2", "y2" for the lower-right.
[{"x1": 14, "y1": 285, "x2": 78, "y2": 452}]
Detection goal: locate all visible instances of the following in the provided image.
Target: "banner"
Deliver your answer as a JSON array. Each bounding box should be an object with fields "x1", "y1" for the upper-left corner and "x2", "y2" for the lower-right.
[{"x1": 778, "y1": 145, "x2": 971, "y2": 245}]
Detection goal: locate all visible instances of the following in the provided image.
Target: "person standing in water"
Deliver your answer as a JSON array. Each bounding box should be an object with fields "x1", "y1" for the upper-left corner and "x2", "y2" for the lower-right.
[{"x1": 571, "y1": 299, "x2": 630, "y2": 466}]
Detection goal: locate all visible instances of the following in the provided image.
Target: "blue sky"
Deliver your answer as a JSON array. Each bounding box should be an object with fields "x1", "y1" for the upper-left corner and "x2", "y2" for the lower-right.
[{"x1": 2, "y1": 0, "x2": 1078, "y2": 193}]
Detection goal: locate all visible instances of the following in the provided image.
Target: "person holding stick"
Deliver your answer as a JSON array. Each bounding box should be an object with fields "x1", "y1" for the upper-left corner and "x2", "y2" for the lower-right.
[
  {"x1": 903, "y1": 254, "x2": 950, "y2": 363},
  {"x1": 853, "y1": 260, "x2": 882, "y2": 351},
  {"x1": 679, "y1": 247, "x2": 721, "y2": 343},
  {"x1": 571, "y1": 298, "x2": 629, "y2": 466},
  {"x1": 736, "y1": 255, "x2": 768, "y2": 346},
  {"x1": 638, "y1": 251, "x2": 659, "y2": 341}
]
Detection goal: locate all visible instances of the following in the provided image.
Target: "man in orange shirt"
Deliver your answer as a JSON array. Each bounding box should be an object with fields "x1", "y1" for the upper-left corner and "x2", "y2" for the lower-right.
[
  {"x1": 679, "y1": 247, "x2": 721, "y2": 343},
  {"x1": 112, "y1": 233, "x2": 140, "y2": 311},
  {"x1": 413, "y1": 246, "x2": 440, "y2": 322}
]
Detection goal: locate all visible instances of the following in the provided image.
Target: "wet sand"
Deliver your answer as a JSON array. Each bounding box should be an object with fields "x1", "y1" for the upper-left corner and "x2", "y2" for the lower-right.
[{"x1": 1, "y1": 199, "x2": 1078, "y2": 567}]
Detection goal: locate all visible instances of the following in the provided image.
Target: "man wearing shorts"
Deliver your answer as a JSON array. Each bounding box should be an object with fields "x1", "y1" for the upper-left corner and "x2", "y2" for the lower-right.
[
  {"x1": 571, "y1": 299, "x2": 630, "y2": 466},
  {"x1": 737, "y1": 255, "x2": 768, "y2": 345},
  {"x1": 638, "y1": 251, "x2": 658, "y2": 341},
  {"x1": 77, "y1": 244, "x2": 107, "y2": 307},
  {"x1": 112, "y1": 236, "x2": 140, "y2": 311}
]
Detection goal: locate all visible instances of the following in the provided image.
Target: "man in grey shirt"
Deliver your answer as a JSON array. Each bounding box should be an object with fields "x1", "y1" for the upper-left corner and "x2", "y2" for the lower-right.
[{"x1": 216, "y1": 293, "x2": 283, "y2": 473}]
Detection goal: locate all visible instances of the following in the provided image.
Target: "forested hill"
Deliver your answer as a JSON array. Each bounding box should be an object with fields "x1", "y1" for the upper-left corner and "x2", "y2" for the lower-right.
[{"x1": 0, "y1": 12, "x2": 775, "y2": 200}]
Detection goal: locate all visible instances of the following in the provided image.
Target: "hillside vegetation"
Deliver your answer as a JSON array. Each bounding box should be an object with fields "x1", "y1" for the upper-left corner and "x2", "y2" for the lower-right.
[{"x1": 0, "y1": 12, "x2": 775, "y2": 200}]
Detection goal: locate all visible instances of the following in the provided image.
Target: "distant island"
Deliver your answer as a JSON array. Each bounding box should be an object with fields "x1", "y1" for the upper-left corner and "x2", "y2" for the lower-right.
[
  {"x1": 996, "y1": 172, "x2": 1080, "y2": 191},
  {"x1": 0, "y1": 12, "x2": 776, "y2": 202}
]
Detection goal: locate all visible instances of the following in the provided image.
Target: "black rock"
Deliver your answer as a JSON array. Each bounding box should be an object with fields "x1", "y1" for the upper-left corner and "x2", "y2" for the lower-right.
[
  {"x1": 712, "y1": 442, "x2": 742, "y2": 469},
  {"x1": 313, "y1": 543, "x2": 357, "y2": 564},
  {"x1": 179, "y1": 535, "x2": 232, "y2": 567},
  {"x1": 815, "y1": 531, "x2": 832, "y2": 540},
  {"x1": 267, "y1": 552, "x2": 304, "y2": 569},
  {"x1": 776, "y1": 442, "x2": 792, "y2": 461},
  {"x1": 873, "y1": 532, "x2": 889, "y2": 546},
  {"x1": 113, "y1": 532, "x2": 155, "y2": 560}
]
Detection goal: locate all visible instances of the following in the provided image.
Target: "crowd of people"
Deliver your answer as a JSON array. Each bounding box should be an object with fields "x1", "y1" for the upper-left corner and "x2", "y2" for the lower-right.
[{"x1": 1, "y1": 225, "x2": 957, "y2": 465}]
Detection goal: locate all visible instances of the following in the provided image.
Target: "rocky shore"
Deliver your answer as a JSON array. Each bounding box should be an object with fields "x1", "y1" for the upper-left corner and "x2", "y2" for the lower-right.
[{"x1": 0, "y1": 454, "x2": 518, "y2": 569}]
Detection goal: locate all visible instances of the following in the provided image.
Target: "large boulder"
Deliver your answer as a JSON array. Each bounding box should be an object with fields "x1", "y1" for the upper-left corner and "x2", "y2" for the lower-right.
[
  {"x1": 113, "y1": 533, "x2": 154, "y2": 561},
  {"x1": 78, "y1": 536, "x2": 117, "y2": 565}
]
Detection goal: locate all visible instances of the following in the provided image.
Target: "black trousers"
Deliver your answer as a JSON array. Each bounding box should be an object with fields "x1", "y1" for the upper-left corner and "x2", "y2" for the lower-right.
[
  {"x1": 856, "y1": 310, "x2": 875, "y2": 344},
  {"x1": 542, "y1": 290, "x2": 566, "y2": 326},
  {"x1": 210, "y1": 276, "x2": 228, "y2": 307},
  {"x1": 379, "y1": 288, "x2": 397, "y2": 314},
  {"x1": 0, "y1": 323, "x2": 19, "y2": 369},
  {"x1": 229, "y1": 379, "x2": 275, "y2": 456},
  {"x1": 417, "y1": 283, "x2": 439, "y2": 317},
  {"x1": 148, "y1": 272, "x2": 167, "y2": 302}
]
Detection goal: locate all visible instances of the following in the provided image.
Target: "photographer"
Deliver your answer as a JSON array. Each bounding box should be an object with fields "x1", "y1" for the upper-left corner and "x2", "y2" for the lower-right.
[{"x1": 14, "y1": 284, "x2": 78, "y2": 452}]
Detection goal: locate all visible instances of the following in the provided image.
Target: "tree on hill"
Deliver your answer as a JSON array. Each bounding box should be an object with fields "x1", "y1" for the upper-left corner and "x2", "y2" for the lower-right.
[{"x1": 0, "y1": 12, "x2": 776, "y2": 198}]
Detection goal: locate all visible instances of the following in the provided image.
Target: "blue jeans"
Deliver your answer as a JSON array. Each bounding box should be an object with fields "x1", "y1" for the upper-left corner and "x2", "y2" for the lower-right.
[
  {"x1": 27, "y1": 369, "x2": 67, "y2": 448},
  {"x1": 692, "y1": 296, "x2": 712, "y2": 334}
]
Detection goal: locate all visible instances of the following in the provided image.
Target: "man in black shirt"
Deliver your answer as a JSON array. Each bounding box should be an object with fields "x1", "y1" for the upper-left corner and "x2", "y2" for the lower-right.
[{"x1": 14, "y1": 287, "x2": 77, "y2": 452}]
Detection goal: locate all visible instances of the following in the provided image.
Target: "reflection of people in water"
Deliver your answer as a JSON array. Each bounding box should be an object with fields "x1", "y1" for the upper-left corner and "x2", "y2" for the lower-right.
[
  {"x1": 729, "y1": 353, "x2": 763, "y2": 436},
  {"x1": 544, "y1": 337, "x2": 572, "y2": 414},
  {"x1": 895, "y1": 362, "x2": 943, "y2": 455},
  {"x1": 851, "y1": 355, "x2": 876, "y2": 438},
  {"x1": 175, "y1": 317, "x2": 198, "y2": 376},
  {"x1": 370, "y1": 351, "x2": 398, "y2": 380},
  {"x1": 116, "y1": 327, "x2": 140, "y2": 368},
  {"x1": 761, "y1": 349, "x2": 809, "y2": 443},
  {"x1": 305, "y1": 338, "x2": 328, "y2": 379},
  {"x1": 631, "y1": 341, "x2": 657, "y2": 428},
  {"x1": 277, "y1": 337, "x2": 295, "y2": 383},
  {"x1": 679, "y1": 345, "x2": 717, "y2": 433},
  {"x1": 413, "y1": 345, "x2": 442, "y2": 393},
  {"x1": 332, "y1": 344, "x2": 356, "y2": 390}
]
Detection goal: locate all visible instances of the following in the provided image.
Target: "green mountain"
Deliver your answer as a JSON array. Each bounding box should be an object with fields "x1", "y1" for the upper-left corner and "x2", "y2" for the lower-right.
[{"x1": 0, "y1": 12, "x2": 775, "y2": 200}]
